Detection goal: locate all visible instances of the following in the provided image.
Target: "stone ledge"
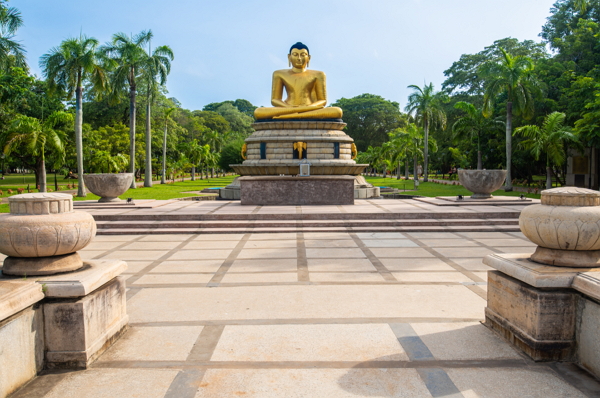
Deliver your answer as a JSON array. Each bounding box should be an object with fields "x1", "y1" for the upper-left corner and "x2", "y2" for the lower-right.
[{"x1": 0, "y1": 281, "x2": 44, "y2": 321}]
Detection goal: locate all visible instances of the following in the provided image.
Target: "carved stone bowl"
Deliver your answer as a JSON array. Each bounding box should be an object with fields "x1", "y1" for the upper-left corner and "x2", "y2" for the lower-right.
[
  {"x1": 0, "y1": 193, "x2": 96, "y2": 275},
  {"x1": 520, "y1": 187, "x2": 600, "y2": 267},
  {"x1": 458, "y1": 170, "x2": 507, "y2": 199},
  {"x1": 83, "y1": 173, "x2": 134, "y2": 202}
]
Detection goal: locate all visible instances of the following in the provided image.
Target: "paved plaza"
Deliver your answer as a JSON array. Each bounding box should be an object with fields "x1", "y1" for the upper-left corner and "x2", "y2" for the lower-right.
[{"x1": 11, "y1": 227, "x2": 600, "y2": 398}]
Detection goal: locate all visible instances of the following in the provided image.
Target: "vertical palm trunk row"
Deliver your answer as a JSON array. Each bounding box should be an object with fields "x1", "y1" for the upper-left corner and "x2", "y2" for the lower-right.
[
  {"x1": 423, "y1": 118, "x2": 429, "y2": 182},
  {"x1": 144, "y1": 99, "x2": 152, "y2": 187},
  {"x1": 129, "y1": 76, "x2": 137, "y2": 189},
  {"x1": 75, "y1": 84, "x2": 86, "y2": 196},
  {"x1": 505, "y1": 101, "x2": 513, "y2": 191}
]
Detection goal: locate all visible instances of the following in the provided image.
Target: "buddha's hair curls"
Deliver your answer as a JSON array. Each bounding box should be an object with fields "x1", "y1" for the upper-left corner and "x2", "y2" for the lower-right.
[{"x1": 289, "y1": 42, "x2": 309, "y2": 54}]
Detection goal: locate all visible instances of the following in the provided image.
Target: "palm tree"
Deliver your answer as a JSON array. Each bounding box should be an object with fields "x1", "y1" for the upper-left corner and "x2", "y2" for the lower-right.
[
  {"x1": 0, "y1": 4, "x2": 25, "y2": 71},
  {"x1": 161, "y1": 107, "x2": 175, "y2": 184},
  {"x1": 514, "y1": 112, "x2": 579, "y2": 189},
  {"x1": 100, "y1": 30, "x2": 153, "y2": 189},
  {"x1": 40, "y1": 35, "x2": 107, "y2": 197},
  {"x1": 480, "y1": 47, "x2": 540, "y2": 191},
  {"x1": 142, "y1": 42, "x2": 173, "y2": 187},
  {"x1": 452, "y1": 101, "x2": 505, "y2": 170},
  {"x1": 404, "y1": 83, "x2": 448, "y2": 182},
  {"x1": 3, "y1": 112, "x2": 71, "y2": 192}
]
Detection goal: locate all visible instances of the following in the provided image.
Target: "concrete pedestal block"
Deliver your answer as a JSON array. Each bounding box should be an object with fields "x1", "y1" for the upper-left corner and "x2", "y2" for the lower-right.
[
  {"x1": 44, "y1": 276, "x2": 128, "y2": 369},
  {"x1": 0, "y1": 281, "x2": 44, "y2": 398},
  {"x1": 485, "y1": 271, "x2": 576, "y2": 361},
  {"x1": 240, "y1": 175, "x2": 354, "y2": 205}
]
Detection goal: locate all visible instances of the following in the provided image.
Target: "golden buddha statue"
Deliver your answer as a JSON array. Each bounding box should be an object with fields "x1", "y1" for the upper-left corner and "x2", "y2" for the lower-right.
[{"x1": 254, "y1": 42, "x2": 343, "y2": 120}]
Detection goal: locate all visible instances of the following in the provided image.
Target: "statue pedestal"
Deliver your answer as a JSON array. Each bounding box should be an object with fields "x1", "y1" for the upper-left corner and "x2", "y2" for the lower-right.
[
  {"x1": 483, "y1": 253, "x2": 600, "y2": 376},
  {"x1": 240, "y1": 175, "x2": 354, "y2": 205}
]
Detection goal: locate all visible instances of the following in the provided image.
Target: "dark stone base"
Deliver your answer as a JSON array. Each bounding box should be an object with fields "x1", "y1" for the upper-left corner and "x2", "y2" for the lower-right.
[
  {"x1": 485, "y1": 271, "x2": 576, "y2": 361},
  {"x1": 3, "y1": 253, "x2": 84, "y2": 276},
  {"x1": 239, "y1": 176, "x2": 354, "y2": 205}
]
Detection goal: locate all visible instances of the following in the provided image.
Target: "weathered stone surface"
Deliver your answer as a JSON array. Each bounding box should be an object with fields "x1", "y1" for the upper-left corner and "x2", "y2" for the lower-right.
[
  {"x1": 43, "y1": 276, "x2": 128, "y2": 368},
  {"x1": 0, "y1": 281, "x2": 44, "y2": 321},
  {"x1": 577, "y1": 297, "x2": 600, "y2": 378},
  {"x1": 2, "y1": 252, "x2": 84, "y2": 276},
  {"x1": 0, "y1": 306, "x2": 44, "y2": 398},
  {"x1": 83, "y1": 173, "x2": 133, "y2": 202},
  {"x1": 240, "y1": 176, "x2": 354, "y2": 205},
  {"x1": 458, "y1": 169, "x2": 507, "y2": 199},
  {"x1": 0, "y1": 193, "x2": 96, "y2": 277},
  {"x1": 530, "y1": 246, "x2": 600, "y2": 268},
  {"x1": 541, "y1": 186, "x2": 600, "y2": 206},
  {"x1": 485, "y1": 270, "x2": 576, "y2": 361}
]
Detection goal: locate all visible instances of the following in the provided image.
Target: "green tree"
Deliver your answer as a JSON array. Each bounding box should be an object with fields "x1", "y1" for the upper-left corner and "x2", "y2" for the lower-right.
[
  {"x1": 219, "y1": 138, "x2": 245, "y2": 171},
  {"x1": 331, "y1": 94, "x2": 405, "y2": 151},
  {"x1": 101, "y1": 30, "x2": 153, "y2": 189},
  {"x1": 404, "y1": 83, "x2": 448, "y2": 182},
  {"x1": 40, "y1": 35, "x2": 107, "y2": 196},
  {"x1": 481, "y1": 47, "x2": 541, "y2": 190},
  {"x1": 452, "y1": 101, "x2": 504, "y2": 169},
  {"x1": 514, "y1": 112, "x2": 579, "y2": 189},
  {"x1": 3, "y1": 111, "x2": 72, "y2": 192},
  {"x1": 0, "y1": 1, "x2": 25, "y2": 72}
]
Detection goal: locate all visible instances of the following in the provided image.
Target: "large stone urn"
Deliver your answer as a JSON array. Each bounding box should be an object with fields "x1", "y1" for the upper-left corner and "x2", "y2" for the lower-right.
[
  {"x1": 458, "y1": 169, "x2": 507, "y2": 199},
  {"x1": 520, "y1": 187, "x2": 600, "y2": 267},
  {"x1": 83, "y1": 173, "x2": 133, "y2": 202},
  {"x1": 0, "y1": 193, "x2": 96, "y2": 275}
]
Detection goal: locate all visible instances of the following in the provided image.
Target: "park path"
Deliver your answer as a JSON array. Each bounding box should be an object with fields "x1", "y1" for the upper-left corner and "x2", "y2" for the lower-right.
[{"x1": 10, "y1": 226, "x2": 598, "y2": 397}]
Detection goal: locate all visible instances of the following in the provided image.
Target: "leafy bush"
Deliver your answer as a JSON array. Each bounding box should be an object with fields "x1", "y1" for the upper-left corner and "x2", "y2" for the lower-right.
[{"x1": 219, "y1": 139, "x2": 245, "y2": 172}]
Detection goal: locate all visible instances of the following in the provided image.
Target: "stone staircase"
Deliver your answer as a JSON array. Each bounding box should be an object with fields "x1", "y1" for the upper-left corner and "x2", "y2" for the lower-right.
[{"x1": 92, "y1": 211, "x2": 521, "y2": 235}]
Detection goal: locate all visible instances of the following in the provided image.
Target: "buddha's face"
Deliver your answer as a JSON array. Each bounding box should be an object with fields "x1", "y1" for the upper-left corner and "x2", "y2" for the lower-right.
[{"x1": 288, "y1": 48, "x2": 310, "y2": 69}]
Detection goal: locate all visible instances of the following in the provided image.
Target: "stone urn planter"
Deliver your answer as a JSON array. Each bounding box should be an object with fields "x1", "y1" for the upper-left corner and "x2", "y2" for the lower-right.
[
  {"x1": 458, "y1": 169, "x2": 507, "y2": 199},
  {"x1": 520, "y1": 187, "x2": 600, "y2": 267},
  {"x1": 0, "y1": 193, "x2": 96, "y2": 275},
  {"x1": 83, "y1": 173, "x2": 133, "y2": 202}
]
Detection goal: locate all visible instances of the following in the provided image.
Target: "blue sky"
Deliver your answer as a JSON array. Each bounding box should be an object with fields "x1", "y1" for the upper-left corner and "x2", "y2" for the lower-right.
[{"x1": 13, "y1": 0, "x2": 554, "y2": 111}]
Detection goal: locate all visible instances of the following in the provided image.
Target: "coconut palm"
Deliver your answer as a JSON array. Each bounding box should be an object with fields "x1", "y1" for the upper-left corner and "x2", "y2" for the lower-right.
[
  {"x1": 100, "y1": 30, "x2": 153, "y2": 189},
  {"x1": 161, "y1": 107, "x2": 175, "y2": 184},
  {"x1": 3, "y1": 112, "x2": 71, "y2": 192},
  {"x1": 141, "y1": 43, "x2": 173, "y2": 187},
  {"x1": 40, "y1": 35, "x2": 107, "y2": 197},
  {"x1": 480, "y1": 48, "x2": 541, "y2": 191},
  {"x1": 404, "y1": 83, "x2": 448, "y2": 182},
  {"x1": 514, "y1": 112, "x2": 579, "y2": 189},
  {"x1": 452, "y1": 101, "x2": 505, "y2": 170},
  {"x1": 0, "y1": 4, "x2": 25, "y2": 71}
]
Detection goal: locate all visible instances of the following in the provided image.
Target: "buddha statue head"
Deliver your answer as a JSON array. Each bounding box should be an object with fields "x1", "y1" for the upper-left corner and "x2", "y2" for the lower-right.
[{"x1": 288, "y1": 42, "x2": 310, "y2": 69}]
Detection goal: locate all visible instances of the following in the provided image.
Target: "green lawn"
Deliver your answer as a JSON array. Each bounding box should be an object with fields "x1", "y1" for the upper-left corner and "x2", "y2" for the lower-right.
[{"x1": 364, "y1": 176, "x2": 541, "y2": 199}]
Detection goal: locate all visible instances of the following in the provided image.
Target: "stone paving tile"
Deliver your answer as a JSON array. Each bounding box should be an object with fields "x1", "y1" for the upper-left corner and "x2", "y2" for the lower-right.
[
  {"x1": 228, "y1": 259, "x2": 298, "y2": 273},
  {"x1": 405, "y1": 232, "x2": 461, "y2": 239},
  {"x1": 473, "y1": 238, "x2": 537, "y2": 247},
  {"x1": 307, "y1": 258, "x2": 377, "y2": 272},
  {"x1": 192, "y1": 233, "x2": 245, "y2": 241},
  {"x1": 127, "y1": 285, "x2": 486, "y2": 323},
  {"x1": 411, "y1": 322, "x2": 522, "y2": 360},
  {"x1": 138, "y1": 234, "x2": 194, "y2": 241},
  {"x1": 392, "y1": 271, "x2": 472, "y2": 283},
  {"x1": 450, "y1": 258, "x2": 491, "y2": 271},
  {"x1": 41, "y1": 369, "x2": 179, "y2": 398},
  {"x1": 306, "y1": 248, "x2": 366, "y2": 258},
  {"x1": 248, "y1": 233, "x2": 298, "y2": 240},
  {"x1": 220, "y1": 272, "x2": 298, "y2": 283},
  {"x1": 98, "y1": 326, "x2": 204, "y2": 361},
  {"x1": 304, "y1": 239, "x2": 359, "y2": 248},
  {"x1": 431, "y1": 247, "x2": 496, "y2": 258},
  {"x1": 166, "y1": 249, "x2": 233, "y2": 260},
  {"x1": 120, "y1": 241, "x2": 183, "y2": 250},
  {"x1": 496, "y1": 246, "x2": 536, "y2": 254},
  {"x1": 380, "y1": 258, "x2": 456, "y2": 271},
  {"x1": 355, "y1": 232, "x2": 407, "y2": 239},
  {"x1": 309, "y1": 272, "x2": 387, "y2": 282},
  {"x1": 102, "y1": 250, "x2": 171, "y2": 261},
  {"x1": 80, "y1": 241, "x2": 125, "y2": 251},
  {"x1": 244, "y1": 240, "x2": 297, "y2": 249},
  {"x1": 237, "y1": 248, "x2": 298, "y2": 259},
  {"x1": 416, "y1": 239, "x2": 481, "y2": 247},
  {"x1": 78, "y1": 250, "x2": 106, "y2": 260},
  {"x1": 195, "y1": 368, "x2": 431, "y2": 398},
  {"x1": 212, "y1": 324, "x2": 408, "y2": 361},
  {"x1": 89, "y1": 235, "x2": 139, "y2": 242},
  {"x1": 303, "y1": 232, "x2": 353, "y2": 240},
  {"x1": 122, "y1": 261, "x2": 154, "y2": 273},
  {"x1": 369, "y1": 248, "x2": 435, "y2": 258},
  {"x1": 360, "y1": 239, "x2": 419, "y2": 248},
  {"x1": 132, "y1": 273, "x2": 214, "y2": 285},
  {"x1": 446, "y1": 368, "x2": 587, "y2": 398},
  {"x1": 181, "y1": 240, "x2": 240, "y2": 249},
  {"x1": 458, "y1": 232, "x2": 514, "y2": 239},
  {"x1": 150, "y1": 260, "x2": 224, "y2": 273}
]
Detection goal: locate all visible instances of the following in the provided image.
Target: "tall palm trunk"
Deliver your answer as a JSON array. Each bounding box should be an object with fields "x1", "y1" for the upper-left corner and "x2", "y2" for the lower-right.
[
  {"x1": 144, "y1": 98, "x2": 152, "y2": 187},
  {"x1": 505, "y1": 101, "x2": 513, "y2": 191},
  {"x1": 129, "y1": 76, "x2": 137, "y2": 189},
  {"x1": 413, "y1": 155, "x2": 418, "y2": 183},
  {"x1": 161, "y1": 120, "x2": 167, "y2": 184},
  {"x1": 477, "y1": 133, "x2": 483, "y2": 170},
  {"x1": 191, "y1": 166, "x2": 195, "y2": 181},
  {"x1": 75, "y1": 83, "x2": 86, "y2": 196},
  {"x1": 38, "y1": 156, "x2": 47, "y2": 193},
  {"x1": 423, "y1": 117, "x2": 429, "y2": 182},
  {"x1": 397, "y1": 160, "x2": 401, "y2": 180},
  {"x1": 405, "y1": 156, "x2": 410, "y2": 179},
  {"x1": 546, "y1": 155, "x2": 552, "y2": 190}
]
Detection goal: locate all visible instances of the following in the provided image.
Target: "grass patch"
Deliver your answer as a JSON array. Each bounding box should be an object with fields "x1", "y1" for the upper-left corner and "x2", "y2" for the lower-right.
[{"x1": 365, "y1": 177, "x2": 541, "y2": 199}]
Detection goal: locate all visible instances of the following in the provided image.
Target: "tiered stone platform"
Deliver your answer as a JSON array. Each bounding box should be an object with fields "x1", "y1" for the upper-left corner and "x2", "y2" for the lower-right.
[{"x1": 80, "y1": 198, "x2": 538, "y2": 235}]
